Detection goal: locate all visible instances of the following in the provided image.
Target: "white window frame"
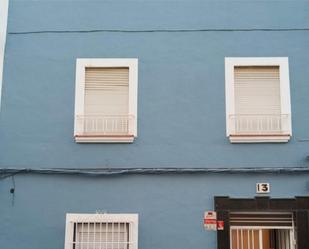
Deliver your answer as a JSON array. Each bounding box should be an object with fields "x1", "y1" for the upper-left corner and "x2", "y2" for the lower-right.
[
  {"x1": 0, "y1": 0, "x2": 9, "y2": 109},
  {"x1": 74, "y1": 58, "x2": 138, "y2": 143},
  {"x1": 225, "y1": 57, "x2": 292, "y2": 143},
  {"x1": 64, "y1": 213, "x2": 139, "y2": 249}
]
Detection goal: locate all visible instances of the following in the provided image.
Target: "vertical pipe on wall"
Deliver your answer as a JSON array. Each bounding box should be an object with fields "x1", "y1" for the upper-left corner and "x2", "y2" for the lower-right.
[{"x1": 0, "y1": 0, "x2": 9, "y2": 108}]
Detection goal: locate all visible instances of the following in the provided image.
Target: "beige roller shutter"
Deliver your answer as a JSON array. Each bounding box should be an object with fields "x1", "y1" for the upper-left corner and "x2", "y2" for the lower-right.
[
  {"x1": 84, "y1": 67, "x2": 129, "y2": 115},
  {"x1": 234, "y1": 66, "x2": 281, "y2": 115}
]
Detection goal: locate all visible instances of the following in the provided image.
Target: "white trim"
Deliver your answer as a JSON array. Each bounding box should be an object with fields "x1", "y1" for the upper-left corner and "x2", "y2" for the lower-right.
[
  {"x1": 66, "y1": 213, "x2": 138, "y2": 223},
  {"x1": 0, "y1": 0, "x2": 9, "y2": 109},
  {"x1": 229, "y1": 135, "x2": 291, "y2": 143},
  {"x1": 75, "y1": 135, "x2": 134, "y2": 143},
  {"x1": 64, "y1": 213, "x2": 138, "y2": 249},
  {"x1": 74, "y1": 58, "x2": 138, "y2": 143},
  {"x1": 225, "y1": 57, "x2": 292, "y2": 143}
]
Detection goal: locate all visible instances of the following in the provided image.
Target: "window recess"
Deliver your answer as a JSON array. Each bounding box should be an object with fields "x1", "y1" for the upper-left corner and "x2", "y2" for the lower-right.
[
  {"x1": 64, "y1": 213, "x2": 138, "y2": 249},
  {"x1": 74, "y1": 59, "x2": 138, "y2": 143},
  {"x1": 225, "y1": 58, "x2": 292, "y2": 143}
]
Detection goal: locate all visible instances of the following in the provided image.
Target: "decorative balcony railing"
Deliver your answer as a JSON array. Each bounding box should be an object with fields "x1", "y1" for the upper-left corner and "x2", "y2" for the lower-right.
[
  {"x1": 75, "y1": 115, "x2": 135, "y2": 136},
  {"x1": 229, "y1": 114, "x2": 290, "y2": 135}
]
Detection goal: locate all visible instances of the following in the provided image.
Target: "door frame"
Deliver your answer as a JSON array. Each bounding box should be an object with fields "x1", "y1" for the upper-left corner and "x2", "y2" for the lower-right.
[{"x1": 214, "y1": 196, "x2": 309, "y2": 249}]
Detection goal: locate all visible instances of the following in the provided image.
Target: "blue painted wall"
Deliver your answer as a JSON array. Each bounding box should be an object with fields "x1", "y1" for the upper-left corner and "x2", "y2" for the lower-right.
[
  {"x1": 1, "y1": 0, "x2": 309, "y2": 168},
  {"x1": 1, "y1": 174, "x2": 309, "y2": 249},
  {"x1": 0, "y1": 1, "x2": 309, "y2": 249}
]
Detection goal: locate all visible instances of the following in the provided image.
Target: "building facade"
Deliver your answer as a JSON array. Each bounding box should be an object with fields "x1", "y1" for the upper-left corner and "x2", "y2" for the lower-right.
[{"x1": 0, "y1": 0, "x2": 309, "y2": 249}]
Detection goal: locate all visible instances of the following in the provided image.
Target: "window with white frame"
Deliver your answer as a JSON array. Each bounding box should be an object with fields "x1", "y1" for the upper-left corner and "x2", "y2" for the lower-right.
[
  {"x1": 64, "y1": 213, "x2": 138, "y2": 249},
  {"x1": 74, "y1": 59, "x2": 138, "y2": 143},
  {"x1": 225, "y1": 57, "x2": 292, "y2": 143}
]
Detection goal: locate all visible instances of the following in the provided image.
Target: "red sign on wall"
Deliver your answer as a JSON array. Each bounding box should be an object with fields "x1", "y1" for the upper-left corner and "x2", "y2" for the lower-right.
[
  {"x1": 204, "y1": 211, "x2": 217, "y2": 231},
  {"x1": 217, "y1": 220, "x2": 224, "y2": 230}
]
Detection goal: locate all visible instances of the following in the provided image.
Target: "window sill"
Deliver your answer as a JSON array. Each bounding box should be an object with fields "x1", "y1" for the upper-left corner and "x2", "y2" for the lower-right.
[
  {"x1": 75, "y1": 135, "x2": 135, "y2": 143},
  {"x1": 229, "y1": 134, "x2": 291, "y2": 143}
]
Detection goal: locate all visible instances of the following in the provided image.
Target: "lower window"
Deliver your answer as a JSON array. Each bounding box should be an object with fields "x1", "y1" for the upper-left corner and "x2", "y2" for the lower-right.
[{"x1": 64, "y1": 213, "x2": 138, "y2": 249}]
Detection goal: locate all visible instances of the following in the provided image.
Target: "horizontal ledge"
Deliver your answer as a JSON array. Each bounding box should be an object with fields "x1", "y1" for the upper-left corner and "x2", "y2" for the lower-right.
[
  {"x1": 75, "y1": 135, "x2": 134, "y2": 137},
  {"x1": 75, "y1": 135, "x2": 134, "y2": 143},
  {"x1": 229, "y1": 135, "x2": 291, "y2": 143},
  {"x1": 230, "y1": 134, "x2": 291, "y2": 136},
  {"x1": 1, "y1": 167, "x2": 309, "y2": 179}
]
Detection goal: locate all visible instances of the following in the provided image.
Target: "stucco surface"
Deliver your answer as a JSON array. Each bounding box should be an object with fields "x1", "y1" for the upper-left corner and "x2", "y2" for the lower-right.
[
  {"x1": 0, "y1": 1, "x2": 309, "y2": 248},
  {"x1": 1, "y1": 174, "x2": 309, "y2": 249}
]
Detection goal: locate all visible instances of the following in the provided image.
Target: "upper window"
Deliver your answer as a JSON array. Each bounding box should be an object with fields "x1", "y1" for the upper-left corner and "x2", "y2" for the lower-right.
[
  {"x1": 74, "y1": 59, "x2": 138, "y2": 143},
  {"x1": 64, "y1": 213, "x2": 139, "y2": 249},
  {"x1": 225, "y1": 57, "x2": 292, "y2": 143}
]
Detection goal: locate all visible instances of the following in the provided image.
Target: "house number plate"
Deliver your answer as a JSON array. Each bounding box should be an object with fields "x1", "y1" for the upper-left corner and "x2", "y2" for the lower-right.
[{"x1": 256, "y1": 183, "x2": 270, "y2": 193}]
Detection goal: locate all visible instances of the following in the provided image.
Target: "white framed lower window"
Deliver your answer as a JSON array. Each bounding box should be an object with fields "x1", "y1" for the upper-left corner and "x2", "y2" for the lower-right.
[
  {"x1": 64, "y1": 213, "x2": 138, "y2": 249},
  {"x1": 74, "y1": 58, "x2": 138, "y2": 143},
  {"x1": 225, "y1": 57, "x2": 292, "y2": 143}
]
